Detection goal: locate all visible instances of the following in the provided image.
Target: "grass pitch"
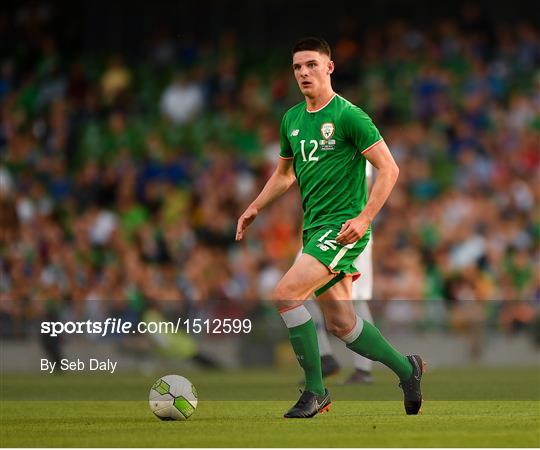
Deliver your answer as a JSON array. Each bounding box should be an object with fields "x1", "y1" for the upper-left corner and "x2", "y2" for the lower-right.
[{"x1": 1, "y1": 367, "x2": 539, "y2": 447}]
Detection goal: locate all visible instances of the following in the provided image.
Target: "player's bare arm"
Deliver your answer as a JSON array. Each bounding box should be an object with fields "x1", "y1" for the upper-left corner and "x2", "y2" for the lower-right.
[
  {"x1": 336, "y1": 140, "x2": 398, "y2": 245},
  {"x1": 235, "y1": 157, "x2": 295, "y2": 241}
]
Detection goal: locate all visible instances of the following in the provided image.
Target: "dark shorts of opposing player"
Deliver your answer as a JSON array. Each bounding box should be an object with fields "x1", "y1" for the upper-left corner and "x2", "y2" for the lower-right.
[{"x1": 302, "y1": 225, "x2": 370, "y2": 297}]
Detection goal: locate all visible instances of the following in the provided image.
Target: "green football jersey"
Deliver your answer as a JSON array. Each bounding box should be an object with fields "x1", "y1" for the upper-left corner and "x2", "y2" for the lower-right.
[{"x1": 279, "y1": 94, "x2": 383, "y2": 231}]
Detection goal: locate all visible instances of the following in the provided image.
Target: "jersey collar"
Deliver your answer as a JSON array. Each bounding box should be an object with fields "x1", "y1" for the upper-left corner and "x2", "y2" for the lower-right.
[{"x1": 306, "y1": 93, "x2": 337, "y2": 113}]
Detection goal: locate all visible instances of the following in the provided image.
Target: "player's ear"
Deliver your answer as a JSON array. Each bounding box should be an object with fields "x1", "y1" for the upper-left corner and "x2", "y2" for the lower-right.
[{"x1": 327, "y1": 60, "x2": 334, "y2": 75}]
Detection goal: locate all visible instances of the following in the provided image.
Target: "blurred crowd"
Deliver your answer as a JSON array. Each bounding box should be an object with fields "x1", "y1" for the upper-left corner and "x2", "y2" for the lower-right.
[{"x1": 1, "y1": 3, "x2": 539, "y2": 337}]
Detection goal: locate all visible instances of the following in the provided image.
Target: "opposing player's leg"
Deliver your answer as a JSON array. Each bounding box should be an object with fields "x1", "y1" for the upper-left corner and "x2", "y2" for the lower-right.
[
  {"x1": 317, "y1": 277, "x2": 426, "y2": 415},
  {"x1": 272, "y1": 253, "x2": 334, "y2": 418}
]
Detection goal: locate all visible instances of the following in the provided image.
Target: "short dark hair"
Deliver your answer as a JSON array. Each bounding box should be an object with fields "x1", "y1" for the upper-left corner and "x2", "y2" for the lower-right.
[{"x1": 292, "y1": 37, "x2": 331, "y2": 58}]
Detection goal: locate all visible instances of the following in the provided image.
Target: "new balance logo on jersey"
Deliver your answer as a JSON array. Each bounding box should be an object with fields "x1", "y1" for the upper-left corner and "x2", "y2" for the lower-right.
[{"x1": 291, "y1": 129, "x2": 300, "y2": 136}]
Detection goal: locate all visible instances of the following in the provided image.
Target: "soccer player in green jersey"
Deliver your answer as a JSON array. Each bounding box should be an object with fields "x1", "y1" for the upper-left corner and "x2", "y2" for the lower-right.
[{"x1": 236, "y1": 37, "x2": 425, "y2": 418}]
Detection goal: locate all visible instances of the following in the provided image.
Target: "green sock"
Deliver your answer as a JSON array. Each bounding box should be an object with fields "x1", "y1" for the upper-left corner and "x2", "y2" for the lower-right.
[
  {"x1": 346, "y1": 320, "x2": 412, "y2": 381},
  {"x1": 288, "y1": 319, "x2": 325, "y2": 396}
]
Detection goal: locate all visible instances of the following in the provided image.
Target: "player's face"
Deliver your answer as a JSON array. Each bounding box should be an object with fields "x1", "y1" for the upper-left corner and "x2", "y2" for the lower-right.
[{"x1": 292, "y1": 51, "x2": 334, "y2": 98}]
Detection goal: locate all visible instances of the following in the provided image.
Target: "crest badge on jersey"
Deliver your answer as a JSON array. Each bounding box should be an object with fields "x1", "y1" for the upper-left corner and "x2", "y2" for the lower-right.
[{"x1": 320, "y1": 122, "x2": 335, "y2": 140}]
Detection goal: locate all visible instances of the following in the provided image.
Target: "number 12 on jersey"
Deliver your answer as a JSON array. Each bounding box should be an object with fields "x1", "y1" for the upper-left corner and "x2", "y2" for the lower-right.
[{"x1": 300, "y1": 139, "x2": 319, "y2": 162}]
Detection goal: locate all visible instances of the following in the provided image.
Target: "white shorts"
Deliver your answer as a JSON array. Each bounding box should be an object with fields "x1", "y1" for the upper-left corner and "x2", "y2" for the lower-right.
[{"x1": 351, "y1": 235, "x2": 373, "y2": 301}]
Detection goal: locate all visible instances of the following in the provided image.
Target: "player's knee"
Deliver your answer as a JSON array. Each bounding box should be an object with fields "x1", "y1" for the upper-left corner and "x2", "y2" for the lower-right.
[
  {"x1": 271, "y1": 285, "x2": 287, "y2": 303},
  {"x1": 271, "y1": 283, "x2": 306, "y2": 312},
  {"x1": 271, "y1": 285, "x2": 293, "y2": 308},
  {"x1": 325, "y1": 317, "x2": 355, "y2": 339}
]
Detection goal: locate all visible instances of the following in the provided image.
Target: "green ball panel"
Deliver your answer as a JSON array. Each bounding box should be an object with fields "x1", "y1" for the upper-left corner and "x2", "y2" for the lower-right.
[
  {"x1": 173, "y1": 396, "x2": 195, "y2": 418},
  {"x1": 152, "y1": 379, "x2": 170, "y2": 396}
]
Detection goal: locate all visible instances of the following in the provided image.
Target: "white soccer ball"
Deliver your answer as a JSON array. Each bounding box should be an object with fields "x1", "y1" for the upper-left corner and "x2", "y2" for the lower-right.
[{"x1": 149, "y1": 375, "x2": 198, "y2": 420}]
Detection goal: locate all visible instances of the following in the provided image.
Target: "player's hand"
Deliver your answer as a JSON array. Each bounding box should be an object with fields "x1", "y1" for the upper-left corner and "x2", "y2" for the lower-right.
[
  {"x1": 236, "y1": 206, "x2": 258, "y2": 241},
  {"x1": 336, "y1": 215, "x2": 370, "y2": 245}
]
